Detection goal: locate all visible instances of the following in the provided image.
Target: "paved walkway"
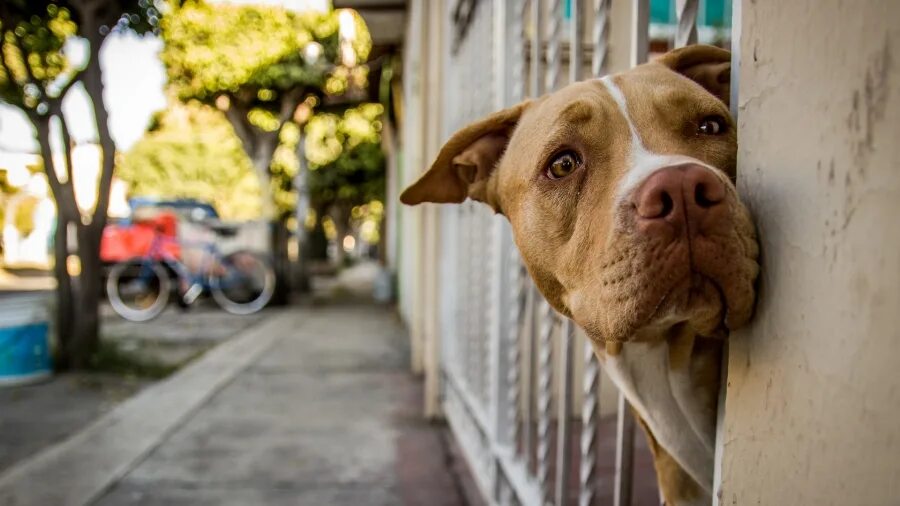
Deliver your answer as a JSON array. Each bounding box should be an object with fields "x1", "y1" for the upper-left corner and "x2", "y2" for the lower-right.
[
  {"x1": 0, "y1": 304, "x2": 468, "y2": 506},
  {"x1": 0, "y1": 303, "x2": 268, "y2": 473}
]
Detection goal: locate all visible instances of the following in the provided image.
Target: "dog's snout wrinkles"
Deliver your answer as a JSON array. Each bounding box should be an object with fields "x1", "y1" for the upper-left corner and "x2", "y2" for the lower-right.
[{"x1": 633, "y1": 164, "x2": 725, "y2": 230}]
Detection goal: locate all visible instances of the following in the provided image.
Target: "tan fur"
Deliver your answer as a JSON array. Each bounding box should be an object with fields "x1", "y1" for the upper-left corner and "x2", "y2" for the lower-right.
[
  {"x1": 635, "y1": 410, "x2": 705, "y2": 505},
  {"x1": 401, "y1": 45, "x2": 759, "y2": 504}
]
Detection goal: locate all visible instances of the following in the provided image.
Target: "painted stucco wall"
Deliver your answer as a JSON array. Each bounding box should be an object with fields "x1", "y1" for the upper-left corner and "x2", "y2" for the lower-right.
[
  {"x1": 718, "y1": 1, "x2": 900, "y2": 504},
  {"x1": 399, "y1": 0, "x2": 427, "y2": 374}
]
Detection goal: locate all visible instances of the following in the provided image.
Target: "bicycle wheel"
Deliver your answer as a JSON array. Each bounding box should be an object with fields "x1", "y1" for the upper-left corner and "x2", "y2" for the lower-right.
[
  {"x1": 209, "y1": 250, "x2": 275, "y2": 315},
  {"x1": 107, "y1": 258, "x2": 171, "y2": 322}
]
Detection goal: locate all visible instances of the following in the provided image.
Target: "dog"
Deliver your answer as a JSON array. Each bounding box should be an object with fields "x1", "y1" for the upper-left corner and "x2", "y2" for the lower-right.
[{"x1": 401, "y1": 45, "x2": 759, "y2": 505}]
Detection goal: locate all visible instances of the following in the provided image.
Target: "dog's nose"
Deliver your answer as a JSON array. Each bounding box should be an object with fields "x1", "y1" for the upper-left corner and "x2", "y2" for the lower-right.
[{"x1": 632, "y1": 164, "x2": 725, "y2": 225}]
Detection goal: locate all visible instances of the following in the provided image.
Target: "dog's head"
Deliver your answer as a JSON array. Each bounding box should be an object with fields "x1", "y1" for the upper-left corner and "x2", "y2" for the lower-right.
[{"x1": 402, "y1": 45, "x2": 759, "y2": 345}]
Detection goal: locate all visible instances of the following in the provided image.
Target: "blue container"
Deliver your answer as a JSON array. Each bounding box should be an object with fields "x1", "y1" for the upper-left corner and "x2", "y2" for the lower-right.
[{"x1": 0, "y1": 292, "x2": 52, "y2": 386}]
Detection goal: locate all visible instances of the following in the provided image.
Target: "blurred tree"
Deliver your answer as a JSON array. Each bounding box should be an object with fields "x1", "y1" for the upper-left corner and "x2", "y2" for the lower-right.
[
  {"x1": 0, "y1": 0, "x2": 161, "y2": 369},
  {"x1": 160, "y1": 1, "x2": 371, "y2": 302},
  {"x1": 119, "y1": 100, "x2": 263, "y2": 221},
  {"x1": 0, "y1": 171, "x2": 16, "y2": 247},
  {"x1": 304, "y1": 103, "x2": 385, "y2": 264}
]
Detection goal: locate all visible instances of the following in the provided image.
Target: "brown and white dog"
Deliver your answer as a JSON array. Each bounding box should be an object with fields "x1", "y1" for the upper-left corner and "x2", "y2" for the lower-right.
[{"x1": 401, "y1": 45, "x2": 759, "y2": 505}]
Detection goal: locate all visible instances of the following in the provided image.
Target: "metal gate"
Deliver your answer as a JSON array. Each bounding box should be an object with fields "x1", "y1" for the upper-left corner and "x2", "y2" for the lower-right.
[{"x1": 436, "y1": 1, "x2": 717, "y2": 505}]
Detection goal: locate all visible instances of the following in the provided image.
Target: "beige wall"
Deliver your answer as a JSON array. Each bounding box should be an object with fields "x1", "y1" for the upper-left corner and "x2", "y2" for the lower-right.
[
  {"x1": 718, "y1": 1, "x2": 900, "y2": 504},
  {"x1": 420, "y1": 0, "x2": 445, "y2": 419},
  {"x1": 399, "y1": 0, "x2": 426, "y2": 375}
]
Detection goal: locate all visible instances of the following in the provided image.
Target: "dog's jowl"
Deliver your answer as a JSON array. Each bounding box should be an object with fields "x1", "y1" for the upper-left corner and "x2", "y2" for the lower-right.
[{"x1": 401, "y1": 45, "x2": 759, "y2": 506}]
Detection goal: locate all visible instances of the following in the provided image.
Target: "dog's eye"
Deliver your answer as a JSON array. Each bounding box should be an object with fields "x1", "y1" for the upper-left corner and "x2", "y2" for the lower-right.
[
  {"x1": 546, "y1": 151, "x2": 580, "y2": 179},
  {"x1": 698, "y1": 115, "x2": 727, "y2": 135}
]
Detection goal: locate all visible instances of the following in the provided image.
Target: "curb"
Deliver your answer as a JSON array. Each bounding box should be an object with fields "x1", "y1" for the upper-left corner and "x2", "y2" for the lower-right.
[{"x1": 0, "y1": 309, "x2": 295, "y2": 506}]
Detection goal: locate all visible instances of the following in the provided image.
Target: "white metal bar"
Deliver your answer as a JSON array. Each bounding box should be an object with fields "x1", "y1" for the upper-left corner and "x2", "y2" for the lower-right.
[
  {"x1": 579, "y1": 2, "x2": 610, "y2": 503},
  {"x1": 729, "y1": 0, "x2": 741, "y2": 118},
  {"x1": 489, "y1": 220, "x2": 512, "y2": 446},
  {"x1": 630, "y1": 0, "x2": 650, "y2": 67},
  {"x1": 521, "y1": 1, "x2": 539, "y2": 473},
  {"x1": 578, "y1": 336, "x2": 601, "y2": 506},
  {"x1": 512, "y1": 0, "x2": 529, "y2": 103},
  {"x1": 502, "y1": 0, "x2": 528, "y2": 463},
  {"x1": 536, "y1": 300, "x2": 556, "y2": 503},
  {"x1": 480, "y1": 210, "x2": 494, "y2": 405},
  {"x1": 675, "y1": 0, "x2": 699, "y2": 48},
  {"x1": 472, "y1": 210, "x2": 483, "y2": 397},
  {"x1": 505, "y1": 238, "x2": 525, "y2": 449},
  {"x1": 495, "y1": 444, "x2": 545, "y2": 506},
  {"x1": 509, "y1": 0, "x2": 528, "y2": 103},
  {"x1": 613, "y1": 392, "x2": 636, "y2": 506},
  {"x1": 490, "y1": 0, "x2": 523, "y2": 451},
  {"x1": 591, "y1": 0, "x2": 610, "y2": 77},
  {"x1": 467, "y1": 209, "x2": 481, "y2": 403},
  {"x1": 715, "y1": 10, "x2": 742, "y2": 505},
  {"x1": 457, "y1": 207, "x2": 468, "y2": 383},
  {"x1": 522, "y1": 283, "x2": 537, "y2": 474},
  {"x1": 554, "y1": 319, "x2": 575, "y2": 506},
  {"x1": 446, "y1": 364, "x2": 496, "y2": 446},
  {"x1": 483, "y1": 7, "x2": 495, "y2": 408},
  {"x1": 569, "y1": 0, "x2": 584, "y2": 83},
  {"x1": 712, "y1": 341, "x2": 729, "y2": 506},
  {"x1": 545, "y1": 0, "x2": 564, "y2": 92},
  {"x1": 530, "y1": 0, "x2": 543, "y2": 97},
  {"x1": 445, "y1": 380, "x2": 501, "y2": 506},
  {"x1": 474, "y1": 246, "x2": 481, "y2": 397}
]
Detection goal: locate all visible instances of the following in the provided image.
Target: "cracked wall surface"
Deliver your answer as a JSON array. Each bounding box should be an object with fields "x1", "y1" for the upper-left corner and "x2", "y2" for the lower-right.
[{"x1": 718, "y1": 1, "x2": 900, "y2": 504}]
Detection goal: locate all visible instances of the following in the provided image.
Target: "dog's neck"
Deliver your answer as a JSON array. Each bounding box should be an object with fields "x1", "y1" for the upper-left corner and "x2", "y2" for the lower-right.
[{"x1": 595, "y1": 330, "x2": 722, "y2": 502}]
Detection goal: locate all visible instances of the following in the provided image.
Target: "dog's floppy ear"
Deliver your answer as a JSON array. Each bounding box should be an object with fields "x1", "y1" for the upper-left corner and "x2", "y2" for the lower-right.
[
  {"x1": 656, "y1": 44, "x2": 731, "y2": 106},
  {"x1": 400, "y1": 100, "x2": 530, "y2": 211}
]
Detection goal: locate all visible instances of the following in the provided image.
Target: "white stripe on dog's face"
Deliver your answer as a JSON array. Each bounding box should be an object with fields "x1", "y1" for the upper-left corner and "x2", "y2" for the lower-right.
[
  {"x1": 598, "y1": 76, "x2": 721, "y2": 206},
  {"x1": 595, "y1": 76, "x2": 728, "y2": 498}
]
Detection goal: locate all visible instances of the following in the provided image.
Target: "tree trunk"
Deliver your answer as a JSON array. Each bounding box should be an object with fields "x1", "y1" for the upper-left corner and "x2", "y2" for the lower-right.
[
  {"x1": 292, "y1": 133, "x2": 311, "y2": 293},
  {"x1": 70, "y1": 224, "x2": 103, "y2": 368},
  {"x1": 247, "y1": 135, "x2": 291, "y2": 305},
  {"x1": 269, "y1": 216, "x2": 291, "y2": 305},
  {"x1": 294, "y1": 235, "x2": 312, "y2": 293},
  {"x1": 222, "y1": 95, "x2": 305, "y2": 302},
  {"x1": 308, "y1": 207, "x2": 329, "y2": 261},
  {"x1": 59, "y1": 14, "x2": 113, "y2": 369},
  {"x1": 330, "y1": 204, "x2": 352, "y2": 268},
  {"x1": 52, "y1": 216, "x2": 103, "y2": 370},
  {"x1": 52, "y1": 215, "x2": 75, "y2": 369},
  {"x1": 3, "y1": 7, "x2": 116, "y2": 371}
]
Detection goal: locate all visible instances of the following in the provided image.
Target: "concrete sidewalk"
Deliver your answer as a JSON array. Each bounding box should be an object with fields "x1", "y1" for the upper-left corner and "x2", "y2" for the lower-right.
[{"x1": 1, "y1": 304, "x2": 468, "y2": 506}]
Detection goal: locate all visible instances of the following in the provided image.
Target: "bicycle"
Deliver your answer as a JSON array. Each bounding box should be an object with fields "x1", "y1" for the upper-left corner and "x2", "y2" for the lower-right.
[{"x1": 106, "y1": 221, "x2": 275, "y2": 322}]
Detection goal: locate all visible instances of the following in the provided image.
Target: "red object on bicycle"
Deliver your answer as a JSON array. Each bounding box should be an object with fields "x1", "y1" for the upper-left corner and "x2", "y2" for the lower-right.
[{"x1": 101, "y1": 212, "x2": 181, "y2": 263}]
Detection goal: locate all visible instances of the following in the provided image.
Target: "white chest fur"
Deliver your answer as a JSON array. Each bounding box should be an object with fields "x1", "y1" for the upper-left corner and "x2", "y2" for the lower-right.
[{"x1": 600, "y1": 341, "x2": 716, "y2": 496}]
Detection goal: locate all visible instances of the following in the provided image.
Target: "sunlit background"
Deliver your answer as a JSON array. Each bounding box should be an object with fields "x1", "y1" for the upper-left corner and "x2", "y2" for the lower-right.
[{"x1": 0, "y1": 0, "x2": 388, "y2": 270}]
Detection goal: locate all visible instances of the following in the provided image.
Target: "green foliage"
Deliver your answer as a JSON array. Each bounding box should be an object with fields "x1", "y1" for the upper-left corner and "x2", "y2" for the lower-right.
[
  {"x1": 13, "y1": 195, "x2": 38, "y2": 236},
  {"x1": 305, "y1": 103, "x2": 385, "y2": 210},
  {"x1": 118, "y1": 100, "x2": 263, "y2": 220},
  {"x1": 0, "y1": 3, "x2": 76, "y2": 109},
  {"x1": 0, "y1": 0, "x2": 161, "y2": 113},
  {"x1": 160, "y1": 1, "x2": 375, "y2": 225},
  {"x1": 269, "y1": 122, "x2": 301, "y2": 217},
  {"x1": 161, "y1": 2, "x2": 368, "y2": 109},
  {"x1": 0, "y1": 172, "x2": 11, "y2": 232},
  {"x1": 0, "y1": 169, "x2": 17, "y2": 195}
]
